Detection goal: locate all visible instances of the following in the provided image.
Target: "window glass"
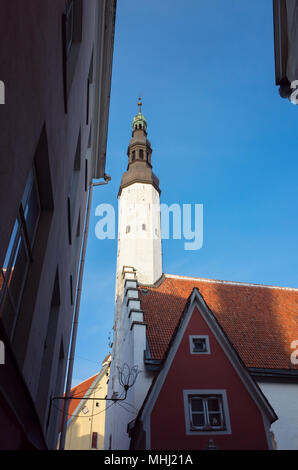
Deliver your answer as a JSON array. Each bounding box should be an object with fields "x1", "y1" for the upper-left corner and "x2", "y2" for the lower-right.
[
  {"x1": 193, "y1": 338, "x2": 207, "y2": 352},
  {"x1": 189, "y1": 395, "x2": 225, "y2": 431},
  {"x1": 2, "y1": 219, "x2": 19, "y2": 272},
  {"x1": 0, "y1": 166, "x2": 41, "y2": 340}
]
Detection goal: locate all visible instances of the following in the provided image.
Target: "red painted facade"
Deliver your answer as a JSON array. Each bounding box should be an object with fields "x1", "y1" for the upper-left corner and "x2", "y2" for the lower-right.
[{"x1": 147, "y1": 306, "x2": 270, "y2": 450}]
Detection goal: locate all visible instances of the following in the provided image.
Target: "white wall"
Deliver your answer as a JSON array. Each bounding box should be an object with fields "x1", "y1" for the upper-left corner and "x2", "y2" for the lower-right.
[
  {"x1": 258, "y1": 381, "x2": 298, "y2": 450},
  {"x1": 104, "y1": 275, "x2": 154, "y2": 450}
]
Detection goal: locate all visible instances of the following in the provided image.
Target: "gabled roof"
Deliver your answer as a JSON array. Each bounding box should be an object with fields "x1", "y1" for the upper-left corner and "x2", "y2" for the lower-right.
[
  {"x1": 66, "y1": 354, "x2": 111, "y2": 423},
  {"x1": 131, "y1": 287, "x2": 277, "y2": 449},
  {"x1": 139, "y1": 274, "x2": 298, "y2": 370},
  {"x1": 67, "y1": 373, "x2": 99, "y2": 422}
]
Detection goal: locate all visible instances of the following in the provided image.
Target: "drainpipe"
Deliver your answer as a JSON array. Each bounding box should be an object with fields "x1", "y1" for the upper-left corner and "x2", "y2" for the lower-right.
[{"x1": 59, "y1": 174, "x2": 111, "y2": 450}]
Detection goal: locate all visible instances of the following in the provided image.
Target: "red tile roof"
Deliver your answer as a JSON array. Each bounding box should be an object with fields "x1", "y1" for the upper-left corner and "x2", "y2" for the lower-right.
[
  {"x1": 65, "y1": 354, "x2": 111, "y2": 422},
  {"x1": 139, "y1": 275, "x2": 298, "y2": 370},
  {"x1": 67, "y1": 373, "x2": 99, "y2": 421}
]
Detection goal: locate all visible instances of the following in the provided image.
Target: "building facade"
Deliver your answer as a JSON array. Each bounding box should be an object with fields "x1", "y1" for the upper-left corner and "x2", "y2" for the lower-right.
[
  {"x1": 104, "y1": 103, "x2": 298, "y2": 450},
  {"x1": 0, "y1": 0, "x2": 116, "y2": 449},
  {"x1": 63, "y1": 355, "x2": 110, "y2": 450}
]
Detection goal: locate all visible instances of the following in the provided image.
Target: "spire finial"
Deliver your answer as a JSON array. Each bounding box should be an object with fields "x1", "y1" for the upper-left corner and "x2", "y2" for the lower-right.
[{"x1": 138, "y1": 96, "x2": 142, "y2": 113}]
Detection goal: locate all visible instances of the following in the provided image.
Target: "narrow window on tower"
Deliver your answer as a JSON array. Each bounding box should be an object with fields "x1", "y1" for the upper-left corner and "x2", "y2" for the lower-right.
[
  {"x1": 139, "y1": 149, "x2": 144, "y2": 160},
  {"x1": 142, "y1": 224, "x2": 146, "y2": 231},
  {"x1": 126, "y1": 225, "x2": 131, "y2": 234},
  {"x1": 132, "y1": 150, "x2": 135, "y2": 161}
]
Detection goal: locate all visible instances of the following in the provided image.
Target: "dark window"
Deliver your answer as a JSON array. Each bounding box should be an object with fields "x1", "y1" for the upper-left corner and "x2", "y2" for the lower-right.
[
  {"x1": 189, "y1": 395, "x2": 225, "y2": 431},
  {"x1": 68, "y1": 131, "x2": 81, "y2": 244},
  {"x1": 132, "y1": 150, "x2": 135, "y2": 161},
  {"x1": 190, "y1": 335, "x2": 210, "y2": 354},
  {"x1": 91, "y1": 432, "x2": 98, "y2": 449},
  {"x1": 142, "y1": 224, "x2": 146, "y2": 231},
  {"x1": 36, "y1": 269, "x2": 60, "y2": 425},
  {"x1": 85, "y1": 159, "x2": 88, "y2": 192},
  {"x1": 86, "y1": 51, "x2": 94, "y2": 125},
  {"x1": 193, "y1": 338, "x2": 207, "y2": 353},
  {"x1": 126, "y1": 225, "x2": 131, "y2": 234},
  {"x1": 65, "y1": 0, "x2": 74, "y2": 58},
  {"x1": 139, "y1": 149, "x2": 144, "y2": 160},
  {"x1": 62, "y1": 0, "x2": 83, "y2": 112},
  {"x1": 70, "y1": 275, "x2": 74, "y2": 305},
  {"x1": 0, "y1": 168, "x2": 41, "y2": 339}
]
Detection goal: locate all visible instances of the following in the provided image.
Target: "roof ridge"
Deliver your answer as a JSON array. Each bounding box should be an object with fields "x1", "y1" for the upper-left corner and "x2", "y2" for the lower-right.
[
  {"x1": 164, "y1": 273, "x2": 298, "y2": 292},
  {"x1": 70, "y1": 372, "x2": 99, "y2": 393}
]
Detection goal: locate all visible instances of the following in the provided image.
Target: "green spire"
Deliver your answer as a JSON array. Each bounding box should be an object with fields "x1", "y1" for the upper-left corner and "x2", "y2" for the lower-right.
[{"x1": 132, "y1": 97, "x2": 147, "y2": 131}]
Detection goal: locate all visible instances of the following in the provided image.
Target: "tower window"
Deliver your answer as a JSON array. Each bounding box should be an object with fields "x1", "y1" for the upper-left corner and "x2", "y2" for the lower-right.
[
  {"x1": 139, "y1": 149, "x2": 144, "y2": 160},
  {"x1": 142, "y1": 224, "x2": 146, "y2": 231},
  {"x1": 146, "y1": 151, "x2": 149, "y2": 162},
  {"x1": 126, "y1": 225, "x2": 131, "y2": 234},
  {"x1": 132, "y1": 150, "x2": 135, "y2": 161}
]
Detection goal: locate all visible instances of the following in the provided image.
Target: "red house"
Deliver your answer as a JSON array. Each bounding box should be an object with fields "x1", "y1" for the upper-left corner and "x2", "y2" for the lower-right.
[{"x1": 130, "y1": 286, "x2": 277, "y2": 450}]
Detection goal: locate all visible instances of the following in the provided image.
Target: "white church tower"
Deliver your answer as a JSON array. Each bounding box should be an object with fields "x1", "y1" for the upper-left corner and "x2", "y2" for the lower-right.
[
  {"x1": 105, "y1": 100, "x2": 163, "y2": 450},
  {"x1": 116, "y1": 98, "x2": 162, "y2": 294}
]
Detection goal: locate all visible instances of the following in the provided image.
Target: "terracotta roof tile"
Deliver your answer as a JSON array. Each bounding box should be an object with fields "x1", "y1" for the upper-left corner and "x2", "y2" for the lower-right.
[
  {"x1": 139, "y1": 275, "x2": 298, "y2": 370},
  {"x1": 67, "y1": 373, "x2": 99, "y2": 421}
]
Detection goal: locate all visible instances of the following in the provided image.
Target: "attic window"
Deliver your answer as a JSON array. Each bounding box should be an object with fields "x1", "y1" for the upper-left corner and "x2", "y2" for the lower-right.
[
  {"x1": 81, "y1": 406, "x2": 89, "y2": 414},
  {"x1": 189, "y1": 335, "x2": 210, "y2": 354}
]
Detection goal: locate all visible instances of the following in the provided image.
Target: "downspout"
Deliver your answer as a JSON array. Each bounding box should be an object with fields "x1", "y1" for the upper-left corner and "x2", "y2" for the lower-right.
[{"x1": 59, "y1": 174, "x2": 111, "y2": 450}]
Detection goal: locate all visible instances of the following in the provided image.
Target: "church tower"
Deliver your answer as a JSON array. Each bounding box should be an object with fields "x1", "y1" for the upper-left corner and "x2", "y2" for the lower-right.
[{"x1": 116, "y1": 98, "x2": 162, "y2": 293}]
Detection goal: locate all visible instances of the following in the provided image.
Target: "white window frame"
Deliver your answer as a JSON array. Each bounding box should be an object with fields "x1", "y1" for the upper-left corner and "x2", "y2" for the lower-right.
[
  {"x1": 189, "y1": 335, "x2": 210, "y2": 355},
  {"x1": 183, "y1": 389, "x2": 231, "y2": 435}
]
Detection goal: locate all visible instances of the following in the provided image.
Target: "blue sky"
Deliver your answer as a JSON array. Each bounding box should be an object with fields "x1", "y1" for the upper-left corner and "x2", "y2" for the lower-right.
[{"x1": 72, "y1": 0, "x2": 298, "y2": 385}]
